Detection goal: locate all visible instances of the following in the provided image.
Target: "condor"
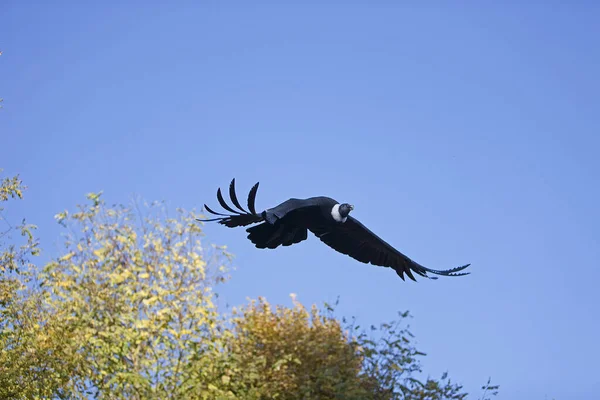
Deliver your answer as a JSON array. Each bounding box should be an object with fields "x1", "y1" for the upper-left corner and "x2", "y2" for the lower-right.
[{"x1": 198, "y1": 179, "x2": 470, "y2": 281}]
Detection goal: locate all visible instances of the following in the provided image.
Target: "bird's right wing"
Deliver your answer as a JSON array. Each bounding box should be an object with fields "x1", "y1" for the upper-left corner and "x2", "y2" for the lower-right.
[{"x1": 310, "y1": 216, "x2": 470, "y2": 281}]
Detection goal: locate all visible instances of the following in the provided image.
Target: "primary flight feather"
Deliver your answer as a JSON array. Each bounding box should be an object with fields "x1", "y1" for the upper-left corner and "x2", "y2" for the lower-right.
[{"x1": 198, "y1": 179, "x2": 470, "y2": 281}]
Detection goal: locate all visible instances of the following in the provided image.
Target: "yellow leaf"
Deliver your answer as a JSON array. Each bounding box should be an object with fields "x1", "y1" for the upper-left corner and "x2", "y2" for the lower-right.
[{"x1": 59, "y1": 252, "x2": 75, "y2": 262}]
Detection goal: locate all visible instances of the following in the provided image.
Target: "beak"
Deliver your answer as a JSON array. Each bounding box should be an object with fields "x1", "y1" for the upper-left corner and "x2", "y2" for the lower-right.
[{"x1": 350, "y1": 204, "x2": 355, "y2": 210}]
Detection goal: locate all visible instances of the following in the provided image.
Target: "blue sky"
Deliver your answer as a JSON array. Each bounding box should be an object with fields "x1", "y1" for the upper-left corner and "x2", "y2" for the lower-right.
[{"x1": 2, "y1": 3, "x2": 599, "y2": 399}]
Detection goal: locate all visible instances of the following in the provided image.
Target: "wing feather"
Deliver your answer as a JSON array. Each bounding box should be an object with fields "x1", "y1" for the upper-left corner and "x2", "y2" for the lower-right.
[
  {"x1": 204, "y1": 204, "x2": 229, "y2": 216},
  {"x1": 217, "y1": 187, "x2": 243, "y2": 215},
  {"x1": 229, "y1": 178, "x2": 249, "y2": 213},
  {"x1": 247, "y1": 182, "x2": 260, "y2": 215},
  {"x1": 199, "y1": 179, "x2": 264, "y2": 227}
]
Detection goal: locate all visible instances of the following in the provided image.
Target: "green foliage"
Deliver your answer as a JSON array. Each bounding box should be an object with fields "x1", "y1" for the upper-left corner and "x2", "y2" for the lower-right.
[
  {"x1": 0, "y1": 170, "x2": 46, "y2": 398},
  {"x1": 479, "y1": 378, "x2": 500, "y2": 400},
  {"x1": 349, "y1": 312, "x2": 468, "y2": 400},
  {"x1": 44, "y1": 194, "x2": 232, "y2": 398},
  {"x1": 2, "y1": 189, "x2": 232, "y2": 398},
  {"x1": 0, "y1": 174, "x2": 498, "y2": 399},
  {"x1": 0, "y1": 170, "x2": 40, "y2": 276},
  {"x1": 202, "y1": 295, "x2": 370, "y2": 399}
]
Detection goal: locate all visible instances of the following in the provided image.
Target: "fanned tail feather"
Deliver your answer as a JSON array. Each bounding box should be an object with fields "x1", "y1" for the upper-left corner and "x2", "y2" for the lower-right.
[{"x1": 197, "y1": 179, "x2": 264, "y2": 228}]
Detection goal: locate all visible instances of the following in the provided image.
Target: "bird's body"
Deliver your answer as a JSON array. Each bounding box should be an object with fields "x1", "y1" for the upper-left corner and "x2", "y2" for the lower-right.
[
  {"x1": 250, "y1": 196, "x2": 341, "y2": 249},
  {"x1": 199, "y1": 179, "x2": 470, "y2": 281}
]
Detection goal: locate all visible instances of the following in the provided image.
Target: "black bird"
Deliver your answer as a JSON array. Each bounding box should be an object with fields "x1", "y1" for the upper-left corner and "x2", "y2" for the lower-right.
[{"x1": 198, "y1": 179, "x2": 470, "y2": 281}]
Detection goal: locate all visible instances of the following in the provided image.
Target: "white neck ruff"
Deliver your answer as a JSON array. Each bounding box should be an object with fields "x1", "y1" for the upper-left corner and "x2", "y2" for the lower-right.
[{"x1": 331, "y1": 204, "x2": 347, "y2": 223}]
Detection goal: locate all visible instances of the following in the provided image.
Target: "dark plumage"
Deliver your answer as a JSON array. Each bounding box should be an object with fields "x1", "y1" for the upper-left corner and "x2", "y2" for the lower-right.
[{"x1": 198, "y1": 179, "x2": 470, "y2": 281}]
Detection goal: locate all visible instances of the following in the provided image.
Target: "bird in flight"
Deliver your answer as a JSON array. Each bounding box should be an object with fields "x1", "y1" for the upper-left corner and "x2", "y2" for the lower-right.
[{"x1": 198, "y1": 179, "x2": 470, "y2": 281}]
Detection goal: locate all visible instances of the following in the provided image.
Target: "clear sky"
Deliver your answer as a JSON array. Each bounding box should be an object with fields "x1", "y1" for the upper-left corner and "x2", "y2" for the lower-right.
[{"x1": 2, "y1": 3, "x2": 599, "y2": 399}]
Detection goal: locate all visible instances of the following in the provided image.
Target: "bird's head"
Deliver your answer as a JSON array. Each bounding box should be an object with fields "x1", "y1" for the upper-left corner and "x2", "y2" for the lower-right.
[{"x1": 339, "y1": 203, "x2": 354, "y2": 218}]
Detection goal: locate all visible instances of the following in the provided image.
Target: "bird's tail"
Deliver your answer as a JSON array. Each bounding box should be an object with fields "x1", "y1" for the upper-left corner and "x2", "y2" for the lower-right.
[{"x1": 197, "y1": 178, "x2": 264, "y2": 228}]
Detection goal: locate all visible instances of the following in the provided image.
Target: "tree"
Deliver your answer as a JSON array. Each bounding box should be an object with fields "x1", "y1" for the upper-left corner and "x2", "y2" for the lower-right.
[
  {"x1": 43, "y1": 194, "x2": 232, "y2": 398},
  {"x1": 200, "y1": 297, "x2": 470, "y2": 400},
  {"x1": 0, "y1": 170, "x2": 47, "y2": 398},
  {"x1": 202, "y1": 295, "x2": 370, "y2": 399},
  {"x1": 0, "y1": 174, "x2": 496, "y2": 399},
  {"x1": 0, "y1": 169, "x2": 39, "y2": 276}
]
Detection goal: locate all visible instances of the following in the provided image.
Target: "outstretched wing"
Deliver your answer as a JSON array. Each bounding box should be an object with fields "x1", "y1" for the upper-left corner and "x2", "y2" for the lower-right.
[{"x1": 310, "y1": 216, "x2": 470, "y2": 281}]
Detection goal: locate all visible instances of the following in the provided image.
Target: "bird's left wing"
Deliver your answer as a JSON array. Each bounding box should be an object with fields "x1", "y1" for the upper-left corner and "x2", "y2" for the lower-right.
[
  {"x1": 310, "y1": 216, "x2": 470, "y2": 281},
  {"x1": 262, "y1": 197, "x2": 326, "y2": 225}
]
